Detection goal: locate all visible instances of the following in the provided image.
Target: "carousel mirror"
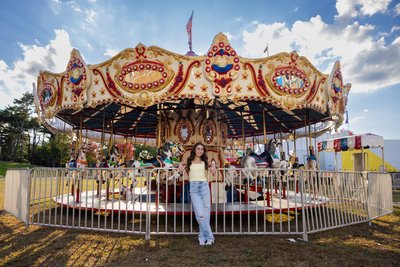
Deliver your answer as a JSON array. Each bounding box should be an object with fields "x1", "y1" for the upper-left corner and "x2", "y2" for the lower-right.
[
  {"x1": 177, "y1": 120, "x2": 192, "y2": 144},
  {"x1": 202, "y1": 120, "x2": 215, "y2": 144}
]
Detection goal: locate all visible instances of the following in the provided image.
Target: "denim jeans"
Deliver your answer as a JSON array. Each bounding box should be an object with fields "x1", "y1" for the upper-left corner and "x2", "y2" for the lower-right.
[{"x1": 190, "y1": 181, "x2": 214, "y2": 244}]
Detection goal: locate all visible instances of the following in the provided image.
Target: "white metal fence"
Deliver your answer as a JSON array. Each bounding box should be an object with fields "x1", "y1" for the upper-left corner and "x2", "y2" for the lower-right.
[
  {"x1": 5, "y1": 168, "x2": 393, "y2": 240},
  {"x1": 391, "y1": 172, "x2": 400, "y2": 190}
]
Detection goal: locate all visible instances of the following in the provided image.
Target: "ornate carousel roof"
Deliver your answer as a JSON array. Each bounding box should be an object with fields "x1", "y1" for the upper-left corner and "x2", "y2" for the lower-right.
[{"x1": 35, "y1": 33, "x2": 350, "y2": 139}]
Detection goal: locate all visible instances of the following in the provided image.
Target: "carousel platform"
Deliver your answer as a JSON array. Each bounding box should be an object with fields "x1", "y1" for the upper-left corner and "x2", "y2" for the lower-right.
[{"x1": 52, "y1": 187, "x2": 329, "y2": 215}]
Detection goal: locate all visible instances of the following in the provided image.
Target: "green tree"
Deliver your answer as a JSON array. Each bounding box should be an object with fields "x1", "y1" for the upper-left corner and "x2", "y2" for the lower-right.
[{"x1": 0, "y1": 92, "x2": 34, "y2": 161}]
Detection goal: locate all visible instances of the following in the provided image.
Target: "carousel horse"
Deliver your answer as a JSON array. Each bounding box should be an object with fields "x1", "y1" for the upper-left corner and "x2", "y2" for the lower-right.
[
  {"x1": 128, "y1": 141, "x2": 185, "y2": 181},
  {"x1": 66, "y1": 148, "x2": 77, "y2": 168},
  {"x1": 66, "y1": 145, "x2": 88, "y2": 201},
  {"x1": 240, "y1": 147, "x2": 273, "y2": 182},
  {"x1": 306, "y1": 146, "x2": 317, "y2": 171},
  {"x1": 240, "y1": 139, "x2": 287, "y2": 183},
  {"x1": 305, "y1": 146, "x2": 318, "y2": 186},
  {"x1": 287, "y1": 154, "x2": 305, "y2": 176}
]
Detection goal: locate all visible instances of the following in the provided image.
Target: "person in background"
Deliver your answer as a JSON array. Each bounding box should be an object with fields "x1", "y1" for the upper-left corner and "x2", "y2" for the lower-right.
[{"x1": 178, "y1": 142, "x2": 216, "y2": 246}]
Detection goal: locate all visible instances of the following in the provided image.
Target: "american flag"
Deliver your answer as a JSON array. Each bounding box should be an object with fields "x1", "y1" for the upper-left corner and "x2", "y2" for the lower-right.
[
  {"x1": 186, "y1": 11, "x2": 193, "y2": 34},
  {"x1": 186, "y1": 11, "x2": 193, "y2": 51}
]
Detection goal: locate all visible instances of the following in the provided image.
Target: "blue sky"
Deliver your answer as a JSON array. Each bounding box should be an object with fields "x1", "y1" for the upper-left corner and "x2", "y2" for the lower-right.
[{"x1": 0, "y1": 0, "x2": 399, "y2": 139}]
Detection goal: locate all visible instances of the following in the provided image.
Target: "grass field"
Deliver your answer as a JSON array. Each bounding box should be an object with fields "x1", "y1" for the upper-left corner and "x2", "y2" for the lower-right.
[
  {"x1": 0, "y1": 168, "x2": 399, "y2": 266},
  {"x1": 0, "y1": 161, "x2": 33, "y2": 177}
]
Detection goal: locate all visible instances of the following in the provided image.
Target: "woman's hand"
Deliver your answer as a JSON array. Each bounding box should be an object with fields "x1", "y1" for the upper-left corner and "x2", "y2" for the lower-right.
[
  {"x1": 210, "y1": 161, "x2": 217, "y2": 176},
  {"x1": 178, "y1": 162, "x2": 185, "y2": 173}
]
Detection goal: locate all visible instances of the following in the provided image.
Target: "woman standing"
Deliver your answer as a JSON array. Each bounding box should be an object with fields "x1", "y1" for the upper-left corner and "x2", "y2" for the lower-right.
[{"x1": 178, "y1": 142, "x2": 216, "y2": 246}]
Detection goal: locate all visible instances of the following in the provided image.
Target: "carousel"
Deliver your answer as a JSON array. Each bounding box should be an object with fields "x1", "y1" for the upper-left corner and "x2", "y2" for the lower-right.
[{"x1": 34, "y1": 33, "x2": 350, "y2": 216}]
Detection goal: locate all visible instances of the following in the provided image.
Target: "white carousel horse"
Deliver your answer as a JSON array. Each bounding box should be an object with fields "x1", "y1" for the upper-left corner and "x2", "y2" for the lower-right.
[
  {"x1": 306, "y1": 146, "x2": 317, "y2": 171},
  {"x1": 128, "y1": 141, "x2": 185, "y2": 181},
  {"x1": 66, "y1": 145, "x2": 88, "y2": 200},
  {"x1": 305, "y1": 146, "x2": 318, "y2": 186},
  {"x1": 241, "y1": 139, "x2": 287, "y2": 183},
  {"x1": 76, "y1": 146, "x2": 88, "y2": 168}
]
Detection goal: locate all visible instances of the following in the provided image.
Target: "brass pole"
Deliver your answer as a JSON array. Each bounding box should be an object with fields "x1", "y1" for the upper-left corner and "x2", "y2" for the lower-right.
[{"x1": 263, "y1": 108, "x2": 267, "y2": 147}]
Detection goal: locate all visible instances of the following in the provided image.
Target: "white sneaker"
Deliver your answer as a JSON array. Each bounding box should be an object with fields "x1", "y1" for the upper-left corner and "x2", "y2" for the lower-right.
[
  {"x1": 204, "y1": 240, "x2": 214, "y2": 246},
  {"x1": 199, "y1": 240, "x2": 206, "y2": 246}
]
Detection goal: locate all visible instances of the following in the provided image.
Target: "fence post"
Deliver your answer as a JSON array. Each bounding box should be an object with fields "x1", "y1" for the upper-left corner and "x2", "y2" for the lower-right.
[
  {"x1": 366, "y1": 171, "x2": 372, "y2": 226},
  {"x1": 25, "y1": 169, "x2": 32, "y2": 229},
  {"x1": 145, "y1": 170, "x2": 151, "y2": 240},
  {"x1": 300, "y1": 170, "x2": 308, "y2": 241}
]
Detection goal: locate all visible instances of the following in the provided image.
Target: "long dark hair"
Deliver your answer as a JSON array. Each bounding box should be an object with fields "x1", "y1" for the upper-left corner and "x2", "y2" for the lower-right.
[{"x1": 185, "y1": 142, "x2": 208, "y2": 173}]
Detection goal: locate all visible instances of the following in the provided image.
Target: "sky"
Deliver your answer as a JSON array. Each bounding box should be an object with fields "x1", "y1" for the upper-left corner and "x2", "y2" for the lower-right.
[{"x1": 0, "y1": 0, "x2": 399, "y2": 139}]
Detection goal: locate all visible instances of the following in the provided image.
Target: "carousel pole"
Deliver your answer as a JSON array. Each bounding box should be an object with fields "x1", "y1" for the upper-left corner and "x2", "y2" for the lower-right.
[
  {"x1": 304, "y1": 113, "x2": 309, "y2": 160},
  {"x1": 279, "y1": 130, "x2": 284, "y2": 160},
  {"x1": 76, "y1": 114, "x2": 84, "y2": 203},
  {"x1": 157, "y1": 104, "x2": 162, "y2": 148},
  {"x1": 263, "y1": 108, "x2": 267, "y2": 149},
  {"x1": 293, "y1": 130, "x2": 297, "y2": 158},
  {"x1": 241, "y1": 111, "x2": 245, "y2": 151},
  {"x1": 262, "y1": 107, "x2": 271, "y2": 205},
  {"x1": 313, "y1": 124, "x2": 318, "y2": 169},
  {"x1": 106, "y1": 120, "x2": 114, "y2": 201},
  {"x1": 293, "y1": 130, "x2": 299, "y2": 193}
]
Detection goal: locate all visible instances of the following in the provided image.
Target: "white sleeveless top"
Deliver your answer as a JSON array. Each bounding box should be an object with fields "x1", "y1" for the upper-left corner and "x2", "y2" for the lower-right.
[{"x1": 189, "y1": 162, "x2": 207, "y2": 182}]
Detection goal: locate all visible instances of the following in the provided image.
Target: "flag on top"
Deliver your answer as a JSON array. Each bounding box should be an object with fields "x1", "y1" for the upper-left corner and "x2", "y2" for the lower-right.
[
  {"x1": 263, "y1": 44, "x2": 268, "y2": 53},
  {"x1": 186, "y1": 11, "x2": 194, "y2": 52}
]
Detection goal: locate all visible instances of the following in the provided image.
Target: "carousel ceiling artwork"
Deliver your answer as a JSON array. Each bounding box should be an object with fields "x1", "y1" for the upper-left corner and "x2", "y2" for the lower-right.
[{"x1": 35, "y1": 33, "x2": 350, "y2": 139}]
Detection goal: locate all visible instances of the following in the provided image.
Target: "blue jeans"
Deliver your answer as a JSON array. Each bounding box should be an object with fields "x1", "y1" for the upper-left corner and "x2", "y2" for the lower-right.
[{"x1": 190, "y1": 181, "x2": 214, "y2": 243}]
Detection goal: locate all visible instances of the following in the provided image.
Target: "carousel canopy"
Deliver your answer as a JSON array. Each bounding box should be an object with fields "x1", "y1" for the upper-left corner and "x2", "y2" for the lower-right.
[
  {"x1": 35, "y1": 33, "x2": 350, "y2": 139},
  {"x1": 318, "y1": 133, "x2": 384, "y2": 152}
]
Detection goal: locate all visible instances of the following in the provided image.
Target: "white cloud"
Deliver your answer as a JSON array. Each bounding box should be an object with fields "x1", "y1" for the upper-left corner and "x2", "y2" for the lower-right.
[
  {"x1": 363, "y1": 109, "x2": 369, "y2": 112},
  {"x1": 391, "y1": 25, "x2": 400, "y2": 33},
  {"x1": 349, "y1": 115, "x2": 366, "y2": 124},
  {"x1": 49, "y1": 0, "x2": 62, "y2": 14},
  {"x1": 0, "y1": 29, "x2": 73, "y2": 108},
  {"x1": 234, "y1": 16, "x2": 243, "y2": 22},
  {"x1": 223, "y1": 32, "x2": 234, "y2": 41},
  {"x1": 49, "y1": 1, "x2": 97, "y2": 27},
  {"x1": 335, "y1": 0, "x2": 391, "y2": 19},
  {"x1": 241, "y1": 16, "x2": 400, "y2": 93},
  {"x1": 104, "y1": 48, "x2": 119, "y2": 58},
  {"x1": 396, "y1": 3, "x2": 400, "y2": 16},
  {"x1": 85, "y1": 10, "x2": 97, "y2": 24}
]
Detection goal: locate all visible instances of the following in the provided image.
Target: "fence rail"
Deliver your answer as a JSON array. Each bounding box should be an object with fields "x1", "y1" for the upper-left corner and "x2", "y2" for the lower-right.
[{"x1": 5, "y1": 168, "x2": 393, "y2": 240}]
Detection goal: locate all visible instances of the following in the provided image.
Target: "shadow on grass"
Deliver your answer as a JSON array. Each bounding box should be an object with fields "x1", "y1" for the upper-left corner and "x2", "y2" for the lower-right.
[{"x1": 1, "y1": 199, "x2": 399, "y2": 266}]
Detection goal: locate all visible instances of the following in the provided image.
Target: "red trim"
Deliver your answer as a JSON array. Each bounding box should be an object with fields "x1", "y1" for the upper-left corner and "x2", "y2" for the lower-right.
[
  {"x1": 306, "y1": 77, "x2": 325, "y2": 103},
  {"x1": 244, "y1": 63, "x2": 267, "y2": 97},
  {"x1": 355, "y1": 136, "x2": 362, "y2": 149},
  {"x1": 170, "y1": 60, "x2": 200, "y2": 95}
]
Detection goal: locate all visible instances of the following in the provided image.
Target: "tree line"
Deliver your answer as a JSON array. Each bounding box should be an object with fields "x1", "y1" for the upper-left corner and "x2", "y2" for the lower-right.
[{"x1": 0, "y1": 92, "x2": 70, "y2": 166}]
